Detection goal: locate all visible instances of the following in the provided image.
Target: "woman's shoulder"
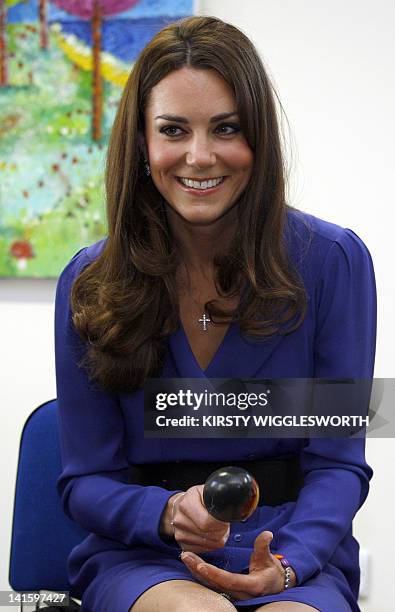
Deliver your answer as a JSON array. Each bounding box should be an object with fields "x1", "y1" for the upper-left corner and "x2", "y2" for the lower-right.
[
  {"x1": 85, "y1": 237, "x2": 108, "y2": 262},
  {"x1": 286, "y1": 206, "x2": 365, "y2": 243},
  {"x1": 59, "y1": 238, "x2": 107, "y2": 279},
  {"x1": 55, "y1": 239, "x2": 108, "y2": 303},
  {"x1": 285, "y1": 207, "x2": 372, "y2": 265}
]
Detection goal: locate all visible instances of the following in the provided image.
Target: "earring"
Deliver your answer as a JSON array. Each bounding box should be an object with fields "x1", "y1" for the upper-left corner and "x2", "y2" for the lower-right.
[{"x1": 143, "y1": 158, "x2": 151, "y2": 176}]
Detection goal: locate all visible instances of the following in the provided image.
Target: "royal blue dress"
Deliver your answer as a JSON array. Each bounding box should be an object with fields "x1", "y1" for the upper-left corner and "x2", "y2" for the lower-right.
[{"x1": 55, "y1": 209, "x2": 376, "y2": 612}]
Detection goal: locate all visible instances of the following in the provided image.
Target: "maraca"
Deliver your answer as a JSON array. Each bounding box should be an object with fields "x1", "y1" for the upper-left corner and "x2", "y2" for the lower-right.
[{"x1": 203, "y1": 466, "x2": 260, "y2": 522}]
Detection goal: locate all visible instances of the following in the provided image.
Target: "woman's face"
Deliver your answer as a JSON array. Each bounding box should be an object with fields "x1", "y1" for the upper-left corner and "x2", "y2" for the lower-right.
[{"x1": 143, "y1": 67, "x2": 254, "y2": 226}]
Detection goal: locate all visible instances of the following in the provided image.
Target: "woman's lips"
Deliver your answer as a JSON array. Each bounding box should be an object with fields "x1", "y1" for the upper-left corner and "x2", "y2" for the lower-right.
[{"x1": 176, "y1": 176, "x2": 227, "y2": 196}]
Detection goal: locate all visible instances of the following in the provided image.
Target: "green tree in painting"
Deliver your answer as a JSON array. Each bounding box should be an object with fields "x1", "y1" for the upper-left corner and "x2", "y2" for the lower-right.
[
  {"x1": 51, "y1": 1, "x2": 139, "y2": 140},
  {"x1": 0, "y1": 0, "x2": 25, "y2": 87},
  {"x1": 39, "y1": 0, "x2": 48, "y2": 49}
]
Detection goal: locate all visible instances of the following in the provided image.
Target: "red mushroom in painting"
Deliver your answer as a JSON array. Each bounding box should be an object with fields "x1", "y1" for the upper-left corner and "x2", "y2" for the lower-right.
[{"x1": 9, "y1": 240, "x2": 35, "y2": 270}]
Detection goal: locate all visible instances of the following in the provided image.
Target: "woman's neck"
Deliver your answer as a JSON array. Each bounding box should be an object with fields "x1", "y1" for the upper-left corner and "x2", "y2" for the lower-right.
[{"x1": 166, "y1": 206, "x2": 237, "y2": 281}]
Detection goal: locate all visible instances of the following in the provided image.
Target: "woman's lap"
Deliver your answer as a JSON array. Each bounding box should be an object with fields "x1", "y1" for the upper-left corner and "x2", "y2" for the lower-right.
[
  {"x1": 131, "y1": 579, "x2": 320, "y2": 612},
  {"x1": 79, "y1": 556, "x2": 354, "y2": 612}
]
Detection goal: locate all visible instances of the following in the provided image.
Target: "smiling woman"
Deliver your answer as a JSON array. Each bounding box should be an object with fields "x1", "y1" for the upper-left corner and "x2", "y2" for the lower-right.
[
  {"x1": 142, "y1": 67, "x2": 253, "y2": 229},
  {"x1": 69, "y1": 14, "x2": 308, "y2": 392},
  {"x1": 54, "y1": 14, "x2": 376, "y2": 612}
]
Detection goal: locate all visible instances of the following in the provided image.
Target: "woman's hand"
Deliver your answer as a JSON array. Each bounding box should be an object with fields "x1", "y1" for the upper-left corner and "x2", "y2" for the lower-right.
[
  {"x1": 180, "y1": 530, "x2": 296, "y2": 599},
  {"x1": 159, "y1": 485, "x2": 230, "y2": 553}
]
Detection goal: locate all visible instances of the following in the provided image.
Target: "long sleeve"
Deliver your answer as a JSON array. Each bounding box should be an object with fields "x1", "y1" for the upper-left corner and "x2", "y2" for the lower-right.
[
  {"x1": 55, "y1": 248, "x2": 179, "y2": 552},
  {"x1": 273, "y1": 228, "x2": 376, "y2": 585}
]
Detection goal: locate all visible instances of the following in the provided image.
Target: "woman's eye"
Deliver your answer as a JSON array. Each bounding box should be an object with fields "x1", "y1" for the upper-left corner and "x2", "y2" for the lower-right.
[
  {"x1": 215, "y1": 123, "x2": 240, "y2": 135},
  {"x1": 160, "y1": 125, "x2": 183, "y2": 137},
  {"x1": 159, "y1": 123, "x2": 240, "y2": 137}
]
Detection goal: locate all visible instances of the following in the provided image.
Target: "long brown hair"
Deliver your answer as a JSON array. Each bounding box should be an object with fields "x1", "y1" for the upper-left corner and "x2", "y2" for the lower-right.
[{"x1": 71, "y1": 15, "x2": 307, "y2": 394}]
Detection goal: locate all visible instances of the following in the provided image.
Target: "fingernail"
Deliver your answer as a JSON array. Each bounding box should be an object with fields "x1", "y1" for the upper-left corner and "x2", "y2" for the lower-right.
[
  {"x1": 197, "y1": 563, "x2": 208, "y2": 575},
  {"x1": 180, "y1": 552, "x2": 194, "y2": 562}
]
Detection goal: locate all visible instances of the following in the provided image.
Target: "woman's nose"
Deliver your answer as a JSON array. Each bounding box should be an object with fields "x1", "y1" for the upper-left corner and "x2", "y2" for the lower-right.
[{"x1": 186, "y1": 135, "x2": 216, "y2": 168}]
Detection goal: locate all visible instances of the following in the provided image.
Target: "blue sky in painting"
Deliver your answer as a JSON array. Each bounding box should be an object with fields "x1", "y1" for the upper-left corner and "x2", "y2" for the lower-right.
[
  {"x1": 7, "y1": 0, "x2": 196, "y2": 63},
  {"x1": 7, "y1": 0, "x2": 195, "y2": 23},
  {"x1": 58, "y1": 18, "x2": 176, "y2": 62}
]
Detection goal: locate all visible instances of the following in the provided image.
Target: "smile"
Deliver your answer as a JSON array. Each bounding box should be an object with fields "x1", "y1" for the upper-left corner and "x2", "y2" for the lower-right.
[{"x1": 176, "y1": 176, "x2": 226, "y2": 191}]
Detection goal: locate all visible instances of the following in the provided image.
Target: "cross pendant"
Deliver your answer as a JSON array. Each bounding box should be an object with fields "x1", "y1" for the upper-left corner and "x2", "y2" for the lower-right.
[{"x1": 198, "y1": 313, "x2": 211, "y2": 331}]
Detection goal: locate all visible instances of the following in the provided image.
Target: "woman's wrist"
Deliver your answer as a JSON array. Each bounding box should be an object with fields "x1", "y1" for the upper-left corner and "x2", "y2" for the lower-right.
[
  {"x1": 284, "y1": 566, "x2": 297, "y2": 589},
  {"x1": 159, "y1": 492, "x2": 185, "y2": 538},
  {"x1": 275, "y1": 554, "x2": 297, "y2": 590}
]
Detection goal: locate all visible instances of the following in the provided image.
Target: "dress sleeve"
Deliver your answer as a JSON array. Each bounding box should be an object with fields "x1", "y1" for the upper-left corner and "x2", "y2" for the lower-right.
[
  {"x1": 273, "y1": 228, "x2": 376, "y2": 585},
  {"x1": 55, "y1": 248, "x2": 179, "y2": 551}
]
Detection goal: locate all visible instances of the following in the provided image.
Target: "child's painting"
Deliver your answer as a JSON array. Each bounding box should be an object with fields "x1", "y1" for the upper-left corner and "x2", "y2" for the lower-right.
[{"x1": 0, "y1": 0, "x2": 197, "y2": 277}]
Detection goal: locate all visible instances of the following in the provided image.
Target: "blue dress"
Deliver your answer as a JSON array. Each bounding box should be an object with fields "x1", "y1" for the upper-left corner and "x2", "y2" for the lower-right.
[{"x1": 55, "y1": 209, "x2": 376, "y2": 612}]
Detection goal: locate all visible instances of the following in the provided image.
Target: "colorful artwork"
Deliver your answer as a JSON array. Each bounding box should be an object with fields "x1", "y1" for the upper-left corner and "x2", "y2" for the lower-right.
[{"x1": 0, "y1": 0, "x2": 197, "y2": 277}]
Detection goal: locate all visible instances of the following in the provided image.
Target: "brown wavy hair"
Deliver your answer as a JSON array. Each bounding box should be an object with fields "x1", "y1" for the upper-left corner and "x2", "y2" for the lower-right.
[{"x1": 71, "y1": 15, "x2": 307, "y2": 394}]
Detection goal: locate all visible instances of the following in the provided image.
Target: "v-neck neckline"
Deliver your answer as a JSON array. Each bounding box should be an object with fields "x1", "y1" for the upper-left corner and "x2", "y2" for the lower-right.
[
  {"x1": 167, "y1": 315, "x2": 287, "y2": 381},
  {"x1": 179, "y1": 319, "x2": 234, "y2": 376}
]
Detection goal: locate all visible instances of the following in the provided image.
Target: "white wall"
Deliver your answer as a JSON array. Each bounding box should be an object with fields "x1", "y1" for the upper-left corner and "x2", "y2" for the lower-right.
[
  {"x1": 1, "y1": 1, "x2": 393, "y2": 611},
  {"x1": 197, "y1": 2, "x2": 394, "y2": 611}
]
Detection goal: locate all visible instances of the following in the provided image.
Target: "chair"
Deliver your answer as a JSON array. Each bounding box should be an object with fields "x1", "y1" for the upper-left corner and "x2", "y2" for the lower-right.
[{"x1": 9, "y1": 399, "x2": 87, "y2": 610}]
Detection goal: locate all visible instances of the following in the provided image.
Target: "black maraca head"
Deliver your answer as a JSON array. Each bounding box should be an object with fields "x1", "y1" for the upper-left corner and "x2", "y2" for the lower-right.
[{"x1": 203, "y1": 466, "x2": 260, "y2": 522}]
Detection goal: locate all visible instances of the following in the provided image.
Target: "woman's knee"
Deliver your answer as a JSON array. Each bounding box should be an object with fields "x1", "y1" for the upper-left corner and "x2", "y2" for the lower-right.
[
  {"x1": 254, "y1": 603, "x2": 319, "y2": 611},
  {"x1": 129, "y1": 579, "x2": 237, "y2": 612}
]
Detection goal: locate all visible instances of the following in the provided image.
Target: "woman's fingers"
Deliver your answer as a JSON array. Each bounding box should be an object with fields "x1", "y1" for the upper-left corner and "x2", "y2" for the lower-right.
[
  {"x1": 173, "y1": 508, "x2": 230, "y2": 540},
  {"x1": 180, "y1": 552, "x2": 221, "y2": 589},
  {"x1": 175, "y1": 530, "x2": 229, "y2": 553},
  {"x1": 174, "y1": 524, "x2": 228, "y2": 545},
  {"x1": 173, "y1": 485, "x2": 230, "y2": 552},
  {"x1": 174, "y1": 521, "x2": 230, "y2": 552},
  {"x1": 181, "y1": 552, "x2": 264, "y2": 597},
  {"x1": 249, "y1": 531, "x2": 274, "y2": 572},
  {"x1": 180, "y1": 531, "x2": 284, "y2": 596},
  {"x1": 179, "y1": 486, "x2": 230, "y2": 534}
]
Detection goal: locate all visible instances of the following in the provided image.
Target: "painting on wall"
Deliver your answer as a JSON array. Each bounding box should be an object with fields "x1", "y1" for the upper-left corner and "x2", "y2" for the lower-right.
[{"x1": 0, "y1": 0, "x2": 198, "y2": 278}]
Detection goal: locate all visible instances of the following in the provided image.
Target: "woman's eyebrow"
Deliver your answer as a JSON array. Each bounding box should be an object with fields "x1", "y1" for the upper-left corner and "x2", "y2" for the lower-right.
[{"x1": 154, "y1": 111, "x2": 238, "y2": 123}]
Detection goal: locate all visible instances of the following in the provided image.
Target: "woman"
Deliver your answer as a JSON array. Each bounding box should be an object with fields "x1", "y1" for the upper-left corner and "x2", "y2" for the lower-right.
[{"x1": 55, "y1": 15, "x2": 376, "y2": 612}]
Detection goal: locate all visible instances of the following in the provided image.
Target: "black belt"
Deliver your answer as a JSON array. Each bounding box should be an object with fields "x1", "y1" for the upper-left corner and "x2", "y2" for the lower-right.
[{"x1": 129, "y1": 455, "x2": 303, "y2": 507}]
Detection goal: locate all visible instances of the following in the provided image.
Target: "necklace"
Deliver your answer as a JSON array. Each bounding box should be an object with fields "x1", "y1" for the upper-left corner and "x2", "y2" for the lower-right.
[
  {"x1": 198, "y1": 312, "x2": 211, "y2": 331},
  {"x1": 188, "y1": 292, "x2": 212, "y2": 332},
  {"x1": 176, "y1": 266, "x2": 214, "y2": 332},
  {"x1": 177, "y1": 267, "x2": 229, "y2": 332}
]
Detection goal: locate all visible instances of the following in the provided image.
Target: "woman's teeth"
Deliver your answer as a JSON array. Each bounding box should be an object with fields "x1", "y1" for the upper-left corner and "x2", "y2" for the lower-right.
[{"x1": 178, "y1": 176, "x2": 225, "y2": 190}]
